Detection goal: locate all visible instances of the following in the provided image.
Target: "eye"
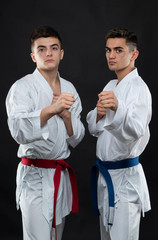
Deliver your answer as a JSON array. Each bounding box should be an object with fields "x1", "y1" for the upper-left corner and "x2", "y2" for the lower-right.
[
  {"x1": 105, "y1": 48, "x2": 111, "y2": 53},
  {"x1": 52, "y1": 46, "x2": 58, "y2": 51},
  {"x1": 38, "y1": 48, "x2": 44, "y2": 52},
  {"x1": 116, "y1": 49, "x2": 123, "y2": 53}
]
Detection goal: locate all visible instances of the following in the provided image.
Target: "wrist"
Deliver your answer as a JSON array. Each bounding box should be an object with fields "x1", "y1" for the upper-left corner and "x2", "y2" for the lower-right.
[
  {"x1": 59, "y1": 110, "x2": 71, "y2": 119},
  {"x1": 96, "y1": 114, "x2": 103, "y2": 123},
  {"x1": 40, "y1": 105, "x2": 56, "y2": 127}
]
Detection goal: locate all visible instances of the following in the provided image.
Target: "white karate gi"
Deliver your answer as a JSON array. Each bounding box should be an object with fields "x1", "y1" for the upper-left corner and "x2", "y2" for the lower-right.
[
  {"x1": 87, "y1": 68, "x2": 152, "y2": 240},
  {"x1": 6, "y1": 68, "x2": 85, "y2": 240}
]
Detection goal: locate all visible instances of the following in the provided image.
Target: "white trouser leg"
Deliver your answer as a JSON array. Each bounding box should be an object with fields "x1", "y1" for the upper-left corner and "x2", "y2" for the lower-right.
[
  {"x1": 99, "y1": 216, "x2": 111, "y2": 240},
  {"x1": 110, "y1": 201, "x2": 141, "y2": 240},
  {"x1": 20, "y1": 167, "x2": 66, "y2": 240},
  {"x1": 20, "y1": 189, "x2": 51, "y2": 240},
  {"x1": 20, "y1": 167, "x2": 65, "y2": 240},
  {"x1": 52, "y1": 218, "x2": 65, "y2": 240},
  {"x1": 99, "y1": 201, "x2": 141, "y2": 240}
]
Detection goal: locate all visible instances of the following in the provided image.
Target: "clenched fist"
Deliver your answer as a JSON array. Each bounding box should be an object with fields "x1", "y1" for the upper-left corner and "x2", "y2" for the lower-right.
[
  {"x1": 96, "y1": 91, "x2": 118, "y2": 123},
  {"x1": 98, "y1": 91, "x2": 118, "y2": 112},
  {"x1": 40, "y1": 92, "x2": 75, "y2": 127},
  {"x1": 52, "y1": 93, "x2": 75, "y2": 114}
]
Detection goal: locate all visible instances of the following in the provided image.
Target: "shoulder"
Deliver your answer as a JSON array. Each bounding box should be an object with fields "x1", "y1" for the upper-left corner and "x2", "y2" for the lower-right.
[
  {"x1": 11, "y1": 73, "x2": 34, "y2": 89},
  {"x1": 124, "y1": 73, "x2": 152, "y2": 105},
  {"x1": 7, "y1": 73, "x2": 36, "y2": 99},
  {"x1": 60, "y1": 76, "x2": 78, "y2": 94},
  {"x1": 128, "y1": 74, "x2": 151, "y2": 95},
  {"x1": 60, "y1": 76, "x2": 75, "y2": 87},
  {"x1": 102, "y1": 79, "x2": 118, "y2": 91}
]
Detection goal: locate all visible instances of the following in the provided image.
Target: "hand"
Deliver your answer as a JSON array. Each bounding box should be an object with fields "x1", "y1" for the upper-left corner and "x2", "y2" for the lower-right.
[
  {"x1": 98, "y1": 91, "x2": 118, "y2": 112},
  {"x1": 96, "y1": 99, "x2": 107, "y2": 122},
  {"x1": 52, "y1": 93, "x2": 75, "y2": 115},
  {"x1": 52, "y1": 93, "x2": 74, "y2": 136},
  {"x1": 40, "y1": 93, "x2": 75, "y2": 127}
]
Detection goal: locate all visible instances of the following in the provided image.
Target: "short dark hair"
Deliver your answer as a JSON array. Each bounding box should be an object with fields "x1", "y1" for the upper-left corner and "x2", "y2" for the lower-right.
[
  {"x1": 30, "y1": 26, "x2": 62, "y2": 51},
  {"x1": 105, "y1": 28, "x2": 138, "y2": 51}
]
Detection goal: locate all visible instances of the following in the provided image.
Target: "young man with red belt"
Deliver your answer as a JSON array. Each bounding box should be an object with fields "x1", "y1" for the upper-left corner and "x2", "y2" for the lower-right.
[{"x1": 6, "y1": 26, "x2": 85, "y2": 240}]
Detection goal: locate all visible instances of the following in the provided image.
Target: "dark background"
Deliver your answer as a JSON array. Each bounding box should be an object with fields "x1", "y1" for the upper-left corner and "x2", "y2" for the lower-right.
[{"x1": 1, "y1": 0, "x2": 158, "y2": 239}]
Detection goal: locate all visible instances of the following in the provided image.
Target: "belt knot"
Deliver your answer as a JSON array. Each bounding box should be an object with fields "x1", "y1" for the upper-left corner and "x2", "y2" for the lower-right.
[{"x1": 56, "y1": 160, "x2": 69, "y2": 170}]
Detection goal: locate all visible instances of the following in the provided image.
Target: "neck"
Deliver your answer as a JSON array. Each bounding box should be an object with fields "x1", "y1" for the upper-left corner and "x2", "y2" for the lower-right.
[
  {"x1": 116, "y1": 66, "x2": 135, "y2": 84},
  {"x1": 38, "y1": 68, "x2": 59, "y2": 86}
]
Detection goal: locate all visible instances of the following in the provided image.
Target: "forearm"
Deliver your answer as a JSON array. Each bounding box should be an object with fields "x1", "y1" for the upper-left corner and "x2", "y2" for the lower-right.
[
  {"x1": 7, "y1": 110, "x2": 47, "y2": 144},
  {"x1": 40, "y1": 105, "x2": 56, "y2": 127},
  {"x1": 87, "y1": 109, "x2": 101, "y2": 136},
  {"x1": 60, "y1": 110, "x2": 73, "y2": 137}
]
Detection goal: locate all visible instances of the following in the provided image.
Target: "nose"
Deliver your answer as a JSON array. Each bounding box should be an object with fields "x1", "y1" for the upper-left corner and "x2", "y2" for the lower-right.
[
  {"x1": 46, "y1": 48, "x2": 52, "y2": 56},
  {"x1": 109, "y1": 50, "x2": 115, "y2": 59}
]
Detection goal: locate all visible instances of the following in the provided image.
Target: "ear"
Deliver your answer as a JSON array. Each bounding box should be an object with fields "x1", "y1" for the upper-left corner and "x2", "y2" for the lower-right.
[
  {"x1": 60, "y1": 49, "x2": 64, "y2": 60},
  {"x1": 30, "y1": 52, "x2": 37, "y2": 63},
  {"x1": 131, "y1": 50, "x2": 139, "y2": 61}
]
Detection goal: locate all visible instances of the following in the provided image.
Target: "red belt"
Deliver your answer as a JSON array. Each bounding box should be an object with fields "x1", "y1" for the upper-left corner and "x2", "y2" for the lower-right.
[{"x1": 21, "y1": 157, "x2": 79, "y2": 229}]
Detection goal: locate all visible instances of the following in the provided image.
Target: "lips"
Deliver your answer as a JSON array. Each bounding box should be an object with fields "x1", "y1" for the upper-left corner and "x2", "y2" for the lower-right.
[
  {"x1": 109, "y1": 61, "x2": 116, "y2": 65},
  {"x1": 45, "y1": 59, "x2": 54, "y2": 63}
]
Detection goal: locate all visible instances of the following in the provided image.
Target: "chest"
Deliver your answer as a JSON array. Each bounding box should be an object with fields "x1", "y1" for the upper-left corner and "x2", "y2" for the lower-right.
[
  {"x1": 49, "y1": 79, "x2": 61, "y2": 96},
  {"x1": 104, "y1": 80, "x2": 130, "y2": 101}
]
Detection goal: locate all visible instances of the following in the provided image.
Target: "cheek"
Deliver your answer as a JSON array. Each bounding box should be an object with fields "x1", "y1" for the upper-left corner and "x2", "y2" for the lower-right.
[
  {"x1": 31, "y1": 52, "x2": 44, "y2": 63},
  {"x1": 119, "y1": 56, "x2": 131, "y2": 66},
  {"x1": 36, "y1": 54, "x2": 45, "y2": 63}
]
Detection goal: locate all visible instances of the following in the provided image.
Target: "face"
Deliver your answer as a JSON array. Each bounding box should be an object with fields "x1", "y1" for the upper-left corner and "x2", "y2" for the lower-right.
[
  {"x1": 31, "y1": 37, "x2": 64, "y2": 72},
  {"x1": 105, "y1": 38, "x2": 138, "y2": 74}
]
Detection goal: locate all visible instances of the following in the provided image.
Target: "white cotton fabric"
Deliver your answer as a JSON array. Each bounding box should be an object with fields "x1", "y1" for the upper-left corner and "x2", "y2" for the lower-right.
[
  {"x1": 87, "y1": 68, "x2": 152, "y2": 231},
  {"x1": 6, "y1": 68, "x2": 85, "y2": 226}
]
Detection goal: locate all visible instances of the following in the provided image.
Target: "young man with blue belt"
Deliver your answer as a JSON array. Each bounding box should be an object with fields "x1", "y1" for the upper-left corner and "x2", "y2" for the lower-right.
[
  {"x1": 6, "y1": 26, "x2": 85, "y2": 240},
  {"x1": 87, "y1": 28, "x2": 152, "y2": 240}
]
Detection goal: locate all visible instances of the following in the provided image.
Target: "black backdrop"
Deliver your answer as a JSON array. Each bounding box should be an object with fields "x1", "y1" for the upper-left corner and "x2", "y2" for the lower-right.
[{"x1": 1, "y1": 0, "x2": 158, "y2": 239}]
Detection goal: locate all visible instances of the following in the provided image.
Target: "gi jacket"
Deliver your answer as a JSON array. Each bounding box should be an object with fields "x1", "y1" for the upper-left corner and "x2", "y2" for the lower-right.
[
  {"x1": 6, "y1": 68, "x2": 85, "y2": 225},
  {"x1": 87, "y1": 68, "x2": 152, "y2": 227}
]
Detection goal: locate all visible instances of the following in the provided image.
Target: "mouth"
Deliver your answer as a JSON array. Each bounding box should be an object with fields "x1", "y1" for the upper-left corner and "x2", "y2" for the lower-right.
[
  {"x1": 45, "y1": 59, "x2": 54, "y2": 63},
  {"x1": 109, "y1": 61, "x2": 116, "y2": 65}
]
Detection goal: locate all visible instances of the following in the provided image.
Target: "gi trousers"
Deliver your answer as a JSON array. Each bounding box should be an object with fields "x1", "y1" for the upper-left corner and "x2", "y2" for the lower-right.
[
  {"x1": 99, "y1": 200, "x2": 141, "y2": 240},
  {"x1": 19, "y1": 167, "x2": 65, "y2": 240}
]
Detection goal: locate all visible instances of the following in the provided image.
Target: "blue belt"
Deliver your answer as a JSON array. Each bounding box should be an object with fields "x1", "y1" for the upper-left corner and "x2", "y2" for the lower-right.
[{"x1": 91, "y1": 157, "x2": 139, "y2": 226}]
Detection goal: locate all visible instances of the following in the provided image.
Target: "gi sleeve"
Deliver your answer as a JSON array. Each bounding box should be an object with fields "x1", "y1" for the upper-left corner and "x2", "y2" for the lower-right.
[
  {"x1": 96, "y1": 82, "x2": 152, "y2": 143},
  {"x1": 86, "y1": 108, "x2": 102, "y2": 137},
  {"x1": 6, "y1": 80, "x2": 49, "y2": 144},
  {"x1": 66, "y1": 91, "x2": 85, "y2": 148}
]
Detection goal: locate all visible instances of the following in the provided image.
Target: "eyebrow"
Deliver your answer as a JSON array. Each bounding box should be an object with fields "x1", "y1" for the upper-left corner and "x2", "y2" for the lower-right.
[
  {"x1": 105, "y1": 46, "x2": 124, "y2": 51},
  {"x1": 37, "y1": 43, "x2": 60, "y2": 49}
]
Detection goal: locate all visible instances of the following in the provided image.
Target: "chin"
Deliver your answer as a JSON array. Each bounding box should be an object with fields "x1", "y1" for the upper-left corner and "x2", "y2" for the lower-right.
[
  {"x1": 108, "y1": 66, "x2": 116, "y2": 71},
  {"x1": 44, "y1": 66, "x2": 57, "y2": 71}
]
